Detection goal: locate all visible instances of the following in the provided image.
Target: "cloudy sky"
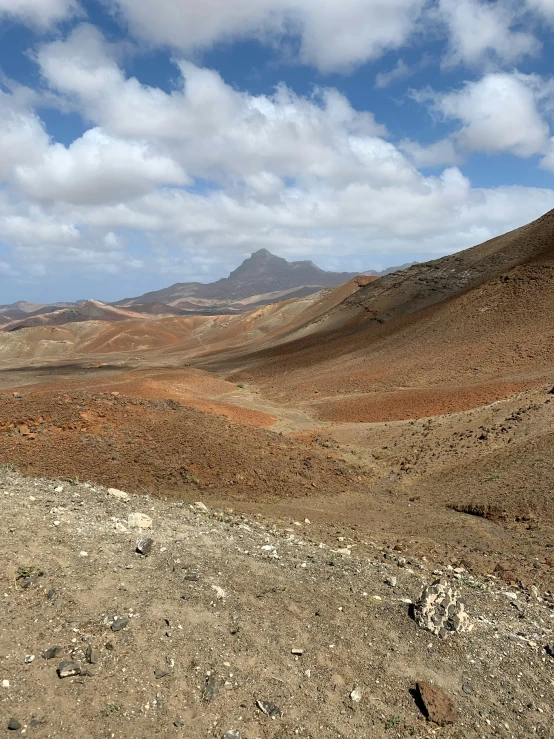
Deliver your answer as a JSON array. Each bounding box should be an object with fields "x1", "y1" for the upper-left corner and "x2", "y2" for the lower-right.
[{"x1": 1, "y1": 0, "x2": 554, "y2": 303}]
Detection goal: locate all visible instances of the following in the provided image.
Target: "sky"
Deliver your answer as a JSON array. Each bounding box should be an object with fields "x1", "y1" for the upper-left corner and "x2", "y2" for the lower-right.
[{"x1": 1, "y1": 1, "x2": 554, "y2": 303}]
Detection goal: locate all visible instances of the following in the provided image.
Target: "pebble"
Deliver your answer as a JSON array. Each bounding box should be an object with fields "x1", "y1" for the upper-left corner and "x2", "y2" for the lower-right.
[
  {"x1": 203, "y1": 673, "x2": 219, "y2": 702},
  {"x1": 184, "y1": 570, "x2": 200, "y2": 581},
  {"x1": 136, "y1": 537, "x2": 154, "y2": 556},
  {"x1": 127, "y1": 512, "x2": 152, "y2": 530},
  {"x1": 107, "y1": 488, "x2": 129, "y2": 501},
  {"x1": 501, "y1": 591, "x2": 518, "y2": 601},
  {"x1": 350, "y1": 686, "x2": 362, "y2": 702},
  {"x1": 192, "y1": 502, "x2": 210, "y2": 514},
  {"x1": 7, "y1": 718, "x2": 21, "y2": 731},
  {"x1": 384, "y1": 576, "x2": 397, "y2": 587},
  {"x1": 85, "y1": 645, "x2": 99, "y2": 665},
  {"x1": 42, "y1": 646, "x2": 63, "y2": 660},
  {"x1": 211, "y1": 585, "x2": 226, "y2": 600},
  {"x1": 291, "y1": 648, "x2": 304, "y2": 656},
  {"x1": 462, "y1": 683, "x2": 473, "y2": 695},
  {"x1": 57, "y1": 660, "x2": 81, "y2": 678},
  {"x1": 2, "y1": 680, "x2": 9, "y2": 689},
  {"x1": 222, "y1": 732, "x2": 242, "y2": 739},
  {"x1": 256, "y1": 699, "x2": 282, "y2": 718},
  {"x1": 79, "y1": 551, "x2": 88, "y2": 558},
  {"x1": 24, "y1": 655, "x2": 35, "y2": 664},
  {"x1": 110, "y1": 617, "x2": 129, "y2": 632}
]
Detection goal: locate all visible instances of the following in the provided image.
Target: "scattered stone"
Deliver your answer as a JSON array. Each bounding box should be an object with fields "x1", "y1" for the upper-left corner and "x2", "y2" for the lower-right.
[
  {"x1": 155, "y1": 668, "x2": 170, "y2": 679},
  {"x1": 85, "y1": 645, "x2": 99, "y2": 665},
  {"x1": 222, "y1": 732, "x2": 242, "y2": 739},
  {"x1": 181, "y1": 593, "x2": 192, "y2": 601},
  {"x1": 42, "y1": 646, "x2": 63, "y2": 660},
  {"x1": 462, "y1": 683, "x2": 473, "y2": 695},
  {"x1": 203, "y1": 673, "x2": 219, "y2": 702},
  {"x1": 384, "y1": 576, "x2": 397, "y2": 587},
  {"x1": 127, "y1": 512, "x2": 152, "y2": 530},
  {"x1": 110, "y1": 617, "x2": 129, "y2": 632},
  {"x1": 211, "y1": 585, "x2": 226, "y2": 600},
  {"x1": 136, "y1": 537, "x2": 154, "y2": 556},
  {"x1": 107, "y1": 487, "x2": 129, "y2": 501},
  {"x1": 415, "y1": 681, "x2": 457, "y2": 726},
  {"x1": 79, "y1": 551, "x2": 88, "y2": 558},
  {"x1": 413, "y1": 580, "x2": 472, "y2": 638},
  {"x1": 184, "y1": 569, "x2": 200, "y2": 582},
  {"x1": 192, "y1": 502, "x2": 210, "y2": 514},
  {"x1": 2, "y1": 680, "x2": 9, "y2": 689},
  {"x1": 46, "y1": 589, "x2": 57, "y2": 601},
  {"x1": 291, "y1": 648, "x2": 304, "y2": 656},
  {"x1": 545, "y1": 644, "x2": 554, "y2": 658},
  {"x1": 256, "y1": 699, "x2": 282, "y2": 718},
  {"x1": 350, "y1": 686, "x2": 362, "y2": 703},
  {"x1": 24, "y1": 655, "x2": 35, "y2": 664},
  {"x1": 7, "y1": 718, "x2": 21, "y2": 731},
  {"x1": 501, "y1": 591, "x2": 518, "y2": 601},
  {"x1": 57, "y1": 660, "x2": 81, "y2": 678}
]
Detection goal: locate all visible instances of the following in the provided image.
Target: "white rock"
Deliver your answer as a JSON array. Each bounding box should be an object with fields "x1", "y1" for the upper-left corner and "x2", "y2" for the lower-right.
[
  {"x1": 79, "y1": 551, "x2": 88, "y2": 558},
  {"x1": 501, "y1": 591, "x2": 518, "y2": 601},
  {"x1": 1, "y1": 679, "x2": 9, "y2": 688},
  {"x1": 335, "y1": 548, "x2": 351, "y2": 556},
  {"x1": 114, "y1": 522, "x2": 129, "y2": 534},
  {"x1": 107, "y1": 488, "x2": 130, "y2": 501},
  {"x1": 211, "y1": 585, "x2": 226, "y2": 600},
  {"x1": 128, "y1": 513, "x2": 153, "y2": 530},
  {"x1": 192, "y1": 502, "x2": 209, "y2": 514},
  {"x1": 54, "y1": 486, "x2": 63, "y2": 493},
  {"x1": 350, "y1": 687, "x2": 362, "y2": 703}
]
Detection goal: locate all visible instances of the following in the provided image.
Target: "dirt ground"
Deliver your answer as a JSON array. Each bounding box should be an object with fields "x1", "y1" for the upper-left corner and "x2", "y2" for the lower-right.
[{"x1": 1, "y1": 469, "x2": 553, "y2": 738}]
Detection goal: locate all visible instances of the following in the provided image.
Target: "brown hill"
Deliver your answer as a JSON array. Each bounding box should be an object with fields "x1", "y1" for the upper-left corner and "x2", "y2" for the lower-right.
[{"x1": 117, "y1": 248, "x2": 361, "y2": 308}]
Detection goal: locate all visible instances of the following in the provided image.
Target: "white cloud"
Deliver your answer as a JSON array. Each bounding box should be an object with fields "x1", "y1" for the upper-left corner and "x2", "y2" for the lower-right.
[
  {"x1": 1, "y1": 25, "x2": 554, "y2": 286},
  {"x1": 432, "y1": 72, "x2": 550, "y2": 157},
  {"x1": 526, "y1": 0, "x2": 554, "y2": 21},
  {"x1": 399, "y1": 137, "x2": 462, "y2": 167},
  {"x1": 438, "y1": 0, "x2": 538, "y2": 67},
  {"x1": 0, "y1": 0, "x2": 78, "y2": 28},
  {"x1": 14, "y1": 127, "x2": 188, "y2": 205},
  {"x1": 106, "y1": 0, "x2": 425, "y2": 73}
]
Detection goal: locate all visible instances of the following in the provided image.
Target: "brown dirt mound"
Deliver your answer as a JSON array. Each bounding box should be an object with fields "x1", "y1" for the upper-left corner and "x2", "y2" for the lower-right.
[{"x1": 0, "y1": 390, "x2": 368, "y2": 502}]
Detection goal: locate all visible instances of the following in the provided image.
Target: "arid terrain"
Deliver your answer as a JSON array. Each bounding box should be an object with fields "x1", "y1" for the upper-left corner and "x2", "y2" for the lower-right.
[{"x1": 2, "y1": 209, "x2": 554, "y2": 736}]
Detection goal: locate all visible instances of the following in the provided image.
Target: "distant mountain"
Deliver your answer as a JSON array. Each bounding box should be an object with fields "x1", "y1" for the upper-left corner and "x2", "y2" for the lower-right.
[{"x1": 116, "y1": 249, "x2": 361, "y2": 309}]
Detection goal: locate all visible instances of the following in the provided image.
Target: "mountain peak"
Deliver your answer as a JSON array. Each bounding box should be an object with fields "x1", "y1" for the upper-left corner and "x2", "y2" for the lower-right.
[{"x1": 251, "y1": 248, "x2": 273, "y2": 258}]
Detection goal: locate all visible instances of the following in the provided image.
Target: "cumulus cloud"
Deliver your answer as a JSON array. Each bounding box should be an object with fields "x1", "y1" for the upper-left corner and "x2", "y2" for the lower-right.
[
  {"x1": 438, "y1": 0, "x2": 538, "y2": 67},
  {"x1": 1, "y1": 24, "x2": 554, "y2": 285},
  {"x1": 106, "y1": 0, "x2": 425, "y2": 73},
  {"x1": 429, "y1": 72, "x2": 550, "y2": 158},
  {"x1": 14, "y1": 128, "x2": 188, "y2": 205},
  {"x1": 0, "y1": 0, "x2": 78, "y2": 28}
]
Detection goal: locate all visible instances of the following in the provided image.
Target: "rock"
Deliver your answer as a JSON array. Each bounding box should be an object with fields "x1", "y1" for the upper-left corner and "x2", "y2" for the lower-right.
[
  {"x1": 136, "y1": 537, "x2": 154, "y2": 556},
  {"x1": 155, "y1": 668, "x2": 170, "y2": 679},
  {"x1": 291, "y1": 648, "x2": 304, "y2": 656},
  {"x1": 24, "y1": 655, "x2": 35, "y2": 664},
  {"x1": 79, "y1": 551, "x2": 88, "y2": 558},
  {"x1": 85, "y1": 645, "x2": 99, "y2": 665},
  {"x1": 416, "y1": 681, "x2": 457, "y2": 726},
  {"x1": 181, "y1": 593, "x2": 192, "y2": 601},
  {"x1": 8, "y1": 718, "x2": 21, "y2": 731},
  {"x1": 384, "y1": 576, "x2": 397, "y2": 587},
  {"x1": 501, "y1": 591, "x2": 518, "y2": 601},
  {"x1": 107, "y1": 488, "x2": 129, "y2": 501},
  {"x1": 110, "y1": 617, "x2": 129, "y2": 632},
  {"x1": 350, "y1": 686, "x2": 362, "y2": 702},
  {"x1": 114, "y1": 522, "x2": 129, "y2": 534},
  {"x1": 462, "y1": 683, "x2": 473, "y2": 695},
  {"x1": 42, "y1": 645, "x2": 63, "y2": 660},
  {"x1": 184, "y1": 569, "x2": 200, "y2": 581},
  {"x1": 127, "y1": 512, "x2": 152, "y2": 530},
  {"x1": 211, "y1": 585, "x2": 226, "y2": 600},
  {"x1": 256, "y1": 699, "x2": 282, "y2": 718},
  {"x1": 2, "y1": 680, "x2": 9, "y2": 688},
  {"x1": 57, "y1": 660, "x2": 81, "y2": 678},
  {"x1": 222, "y1": 732, "x2": 242, "y2": 739},
  {"x1": 192, "y1": 502, "x2": 210, "y2": 514},
  {"x1": 545, "y1": 644, "x2": 554, "y2": 658},
  {"x1": 203, "y1": 673, "x2": 219, "y2": 702},
  {"x1": 413, "y1": 579, "x2": 472, "y2": 638}
]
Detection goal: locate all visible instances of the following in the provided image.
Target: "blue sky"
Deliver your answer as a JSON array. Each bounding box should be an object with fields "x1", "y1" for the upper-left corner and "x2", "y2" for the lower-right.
[{"x1": 1, "y1": 0, "x2": 554, "y2": 304}]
